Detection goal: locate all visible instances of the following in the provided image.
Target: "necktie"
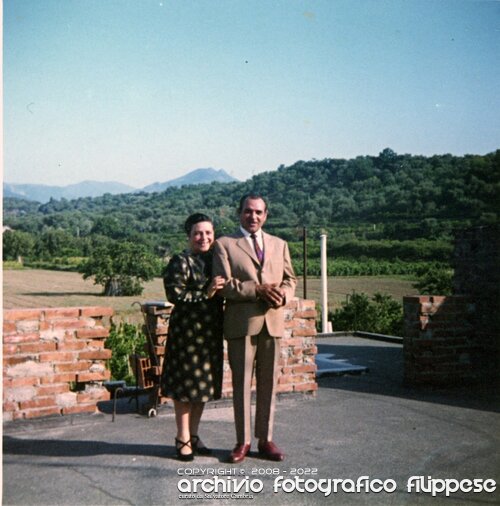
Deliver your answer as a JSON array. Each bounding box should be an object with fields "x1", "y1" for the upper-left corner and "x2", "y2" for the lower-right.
[{"x1": 250, "y1": 233, "x2": 264, "y2": 264}]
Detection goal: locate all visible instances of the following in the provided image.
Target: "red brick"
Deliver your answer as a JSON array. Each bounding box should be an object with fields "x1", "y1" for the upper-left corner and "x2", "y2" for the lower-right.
[
  {"x1": 56, "y1": 341, "x2": 87, "y2": 351},
  {"x1": 77, "y1": 390, "x2": 110, "y2": 403},
  {"x1": 3, "y1": 333, "x2": 40, "y2": 344},
  {"x1": 39, "y1": 352, "x2": 77, "y2": 363},
  {"x1": 294, "y1": 382, "x2": 318, "y2": 392},
  {"x1": 76, "y1": 328, "x2": 109, "y2": 339},
  {"x1": 19, "y1": 397, "x2": 58, "y2": 410},
  {"x1": 37, "y1": 384, "x2": 70, "y2": 396},
  {"x1": 79, "y1": 307, "x2": 114, "y2": 317},
  {"x1": 3, "y1": 401, "x2": 18, "y2": 412},
  {"x1": 3, "y1": 344, "x2": 18, "y2": 355},
  {"x1": 4, "y1": 309, "x2": 43, "y2": 321},
  {"x1": 282, "y1": 337, "x2": 307, "y2": 346},
  {"x1": 298, "y1": 299, "x2": 316, "y2": 311},
  {"x1": 278, "y1": 375, "x2": 296, "y2": 385},
  {"x1": 3, "y1": 322, "x2": 17, "y2": 334},
  {"x1": 292, "y1": 328, "x2": 316, "y2": 337},
  {"x1": 293, "y1": 364, "x2": 317, "y2": 374},
  {"x1": 40, "y1": 373, "x2": 77, "y2": 384},
  {"x1": 3, "y1": 377, "x2": 40, "y2": 388},
  {"x1": 54, "y1": 361, "x2": 92, "y2": 373},
  {"x1": 52, "y1": 319, "x2": 91, "y2": 330},
  {"x1": 62, "y1": 404, "x2": 97, "y2": 415},
  {"x1": 429, "y1": 296, "x2": 447, "y2": 305},
  {"x1": 294, "y1": 310, "x2": 317, "y2": 319},
  {"x1": 4, "y1": 356, "x2": 36, "y2": 366},
  {"x1": 76, "y1": 371, "x2": 111, "y2": 382},
  {"x1": 78, "y1": 349, "x2": 112, "y2": 360},
  {"x1": 18, "y1": 342, "x2": 57, "y2": 354},
  {"x1": 43, "y1": 308, "x2": 81, "y2": 319},
  {"x1": 276, "y1": 384, "x2": 294, "y2": 393},
  {"x1": 303, "y1": 345, "x2": 318, "y2": 355},
  {"x1": 155, "y1": 324, "x2": 169, "y2": 335}
]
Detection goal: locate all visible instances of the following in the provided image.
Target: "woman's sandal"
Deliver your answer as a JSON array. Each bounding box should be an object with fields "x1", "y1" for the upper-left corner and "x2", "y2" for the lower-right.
[
  {"x1": 191, "y1": 435, "x2": 212, "y2": 456},
  {"x1": 175, "y1": 438, "x2": 194, "y2": 461}
]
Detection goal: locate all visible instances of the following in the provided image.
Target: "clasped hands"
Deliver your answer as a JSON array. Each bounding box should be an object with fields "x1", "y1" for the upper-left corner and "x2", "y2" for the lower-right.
[{"x1": 256, "y1": 283, "x2": 285, "y2": 308}]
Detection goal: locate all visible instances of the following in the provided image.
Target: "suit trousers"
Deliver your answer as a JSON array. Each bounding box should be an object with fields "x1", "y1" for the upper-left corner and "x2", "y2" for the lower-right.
[{"x1": 227, "y1": 326, "x2": 280, "y2": 444}]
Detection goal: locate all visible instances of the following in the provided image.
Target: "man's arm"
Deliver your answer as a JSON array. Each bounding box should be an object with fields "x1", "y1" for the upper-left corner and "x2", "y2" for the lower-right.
[{"x1": 212, "y1": 240, "x2": 258, "y2": 300}]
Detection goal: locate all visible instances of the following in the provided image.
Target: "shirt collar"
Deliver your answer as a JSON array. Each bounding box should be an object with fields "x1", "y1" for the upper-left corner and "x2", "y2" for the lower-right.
[{"x1": 239, "y1": 226, "x2": 263, "y2": 240}]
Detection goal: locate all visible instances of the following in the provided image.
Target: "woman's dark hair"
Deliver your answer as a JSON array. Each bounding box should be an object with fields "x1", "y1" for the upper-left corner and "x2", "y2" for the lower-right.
[{"x1": 184, "y1": 213, "x2": 213, "y2": 235}]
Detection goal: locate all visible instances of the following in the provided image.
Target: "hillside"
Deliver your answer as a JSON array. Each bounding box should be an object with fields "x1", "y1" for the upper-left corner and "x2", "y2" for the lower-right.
[
  {"x1": 3, "y1": 149, "x2": 499, "y2": 276},
  {"x1": 3, "y1": 168, "x2": 237, "y2": 203}
]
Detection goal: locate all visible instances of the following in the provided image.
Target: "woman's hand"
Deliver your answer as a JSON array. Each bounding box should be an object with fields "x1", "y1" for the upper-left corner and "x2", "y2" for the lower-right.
[{"x1": 207, "y1": 276, "x2": 226, "y2": 298}]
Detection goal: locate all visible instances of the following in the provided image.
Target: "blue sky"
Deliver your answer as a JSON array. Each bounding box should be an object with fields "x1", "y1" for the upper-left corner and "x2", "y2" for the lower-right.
[{"x1": 4, "y1": 0, "x2": 500, "y2": 188}]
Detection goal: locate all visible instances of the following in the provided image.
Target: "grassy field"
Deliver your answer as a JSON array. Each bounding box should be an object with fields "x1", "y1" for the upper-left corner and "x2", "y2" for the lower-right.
[{"x1": 3, "y1": 269, "x2": 419, "y2": 324}]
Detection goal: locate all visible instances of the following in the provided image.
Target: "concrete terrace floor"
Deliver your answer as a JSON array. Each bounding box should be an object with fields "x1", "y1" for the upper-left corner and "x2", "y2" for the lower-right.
[{"x1": 3, "y1": 336, "x2": 500, "y2": 506}]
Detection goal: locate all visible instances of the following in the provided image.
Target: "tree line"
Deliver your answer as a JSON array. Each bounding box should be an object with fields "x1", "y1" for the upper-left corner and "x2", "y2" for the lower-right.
[{"x1": 3, "y1": 148, "x2": 499, "y2": 294}]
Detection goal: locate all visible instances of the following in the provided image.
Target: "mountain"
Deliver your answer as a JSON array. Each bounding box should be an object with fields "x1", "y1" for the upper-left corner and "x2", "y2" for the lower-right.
[
  {"x1": 141, "y1": 168, "x2": 238, "y2": 193},
  {"x1": 3, "y1": 181, "x2": 136, "y2": 203},
  {"x1": 3, "y1": 168, "x2": 238, "y2": 203}
]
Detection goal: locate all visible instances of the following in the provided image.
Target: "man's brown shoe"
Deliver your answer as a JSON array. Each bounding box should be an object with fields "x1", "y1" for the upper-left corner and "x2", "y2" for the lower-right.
[
  {"x1": 228, "y1": 443, "x2": 251, "y2": 464},
  {"x1": 258, "y1": 441, "x2": 284, "y2": 461}
]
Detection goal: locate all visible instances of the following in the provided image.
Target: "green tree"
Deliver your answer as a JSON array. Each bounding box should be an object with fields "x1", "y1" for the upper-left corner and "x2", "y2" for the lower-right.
[
  {"x1": 2, "y1": 230, "x2": 35, "y2": 261},
  {"x1": 80, "y1": 241, "x2": 160, "y2": 296}
]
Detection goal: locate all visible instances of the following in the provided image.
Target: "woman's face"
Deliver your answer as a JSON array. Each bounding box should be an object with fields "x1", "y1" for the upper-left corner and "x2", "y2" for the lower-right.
[{"x1": 189, "y1": 221, "x2": 214, "y2": 254}]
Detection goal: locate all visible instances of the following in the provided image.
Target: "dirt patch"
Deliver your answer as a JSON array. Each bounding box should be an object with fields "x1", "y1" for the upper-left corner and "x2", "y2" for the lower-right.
[{"x1": 3, "y1": 269, "x2": 418, "y2": 323}]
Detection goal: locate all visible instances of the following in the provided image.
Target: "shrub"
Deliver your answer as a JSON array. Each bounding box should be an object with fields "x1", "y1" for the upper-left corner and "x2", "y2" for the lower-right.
[
  {"x1": 412, "y1": 267, "x2": 453, "y2": 295},
  {"x1": 329, "y1": 292, "x2": 404, "y2": 336},
  {"x1": 105, "y1": 322, "x2": 147, "y2": 384}
]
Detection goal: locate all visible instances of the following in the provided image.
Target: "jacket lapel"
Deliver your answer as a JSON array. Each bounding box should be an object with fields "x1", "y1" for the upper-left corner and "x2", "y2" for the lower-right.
[
  {"x1": 261, "y1": 231, "x2": 275, "y2": 268},
  {"x1": 235, "y1": 233, "x2": 261, "y2": 266}
]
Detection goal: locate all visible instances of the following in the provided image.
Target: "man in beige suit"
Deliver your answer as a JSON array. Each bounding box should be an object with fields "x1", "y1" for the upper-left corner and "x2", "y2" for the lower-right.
[{"x1": 212, "y1": 194, "x2": 296, "y2": 463}]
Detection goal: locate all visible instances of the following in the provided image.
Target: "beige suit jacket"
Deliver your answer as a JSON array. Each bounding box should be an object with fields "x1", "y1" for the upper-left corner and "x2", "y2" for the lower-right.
[{"x1": 212, "y1": 230, "x2": 297, "y2": 339}]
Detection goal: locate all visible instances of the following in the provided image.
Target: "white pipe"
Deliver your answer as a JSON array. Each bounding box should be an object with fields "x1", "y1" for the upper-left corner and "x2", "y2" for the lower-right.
[{"x1": 320, "y1": 233, "x2": 328, "y2": 333}]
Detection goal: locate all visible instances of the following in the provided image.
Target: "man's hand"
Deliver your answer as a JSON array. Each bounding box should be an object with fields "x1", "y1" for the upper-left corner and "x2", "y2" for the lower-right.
[{"x1": 256, "y1": 283, "x2": 285, "y2": 308}]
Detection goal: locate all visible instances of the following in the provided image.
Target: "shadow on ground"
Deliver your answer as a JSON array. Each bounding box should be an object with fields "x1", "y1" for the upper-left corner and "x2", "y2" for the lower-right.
[
  {"x1": 317, "y1": 341, "x2": 500, "y2": 414},
  {"x1": 23, "y1": 291, "x2": 101, "y2": 297}
]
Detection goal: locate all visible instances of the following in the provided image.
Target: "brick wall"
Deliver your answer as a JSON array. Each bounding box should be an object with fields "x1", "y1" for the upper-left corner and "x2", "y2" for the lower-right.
[
  {"x1": 403, "y1": 296, "x2": 477, "y2": 385},
  {"x1": 3, "y1": 307, "x2": 113, "y2": 421},
  {"x1": 453, "y1": 225, "x2": 500, "y2": 378},
  {"x1": 144, "y1": 297, "x2": 319, "y2": 400},
  {"x1": 4, "y1": 300, "x2": 317, "y2": 421},
  {"x1": 403, "y1": 225, "x2": 499, "y2": 386}
]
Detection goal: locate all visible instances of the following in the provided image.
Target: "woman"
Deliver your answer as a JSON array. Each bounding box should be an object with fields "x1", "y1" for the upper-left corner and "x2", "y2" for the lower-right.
[{"x1": 161, "y1": 213, "x2": 225, "y2": 461}]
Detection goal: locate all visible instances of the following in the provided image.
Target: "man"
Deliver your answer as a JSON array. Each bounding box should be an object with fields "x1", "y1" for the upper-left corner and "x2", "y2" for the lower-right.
[{"x1": 212, "y1": 194, "x2": 297, "y2": 463}]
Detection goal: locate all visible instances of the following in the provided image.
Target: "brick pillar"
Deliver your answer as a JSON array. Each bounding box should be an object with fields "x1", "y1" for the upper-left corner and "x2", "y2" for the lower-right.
[
  {"x1": 403, "y1": 296, "x2": 477, "y2": 385},
  {"x1": 453, "y1": 225, "x2": 500, "y2": 379}
]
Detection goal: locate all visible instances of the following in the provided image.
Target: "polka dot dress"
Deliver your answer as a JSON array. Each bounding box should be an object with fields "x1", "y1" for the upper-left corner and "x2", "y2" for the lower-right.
[{"x1": 160, "y1": 251, "x2": 223, "y2": 402}]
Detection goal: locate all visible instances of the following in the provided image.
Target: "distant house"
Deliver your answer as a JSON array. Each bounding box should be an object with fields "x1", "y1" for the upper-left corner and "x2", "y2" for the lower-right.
[{"x1": 3, "y1": 226, "x2": 13, "y2": 233}]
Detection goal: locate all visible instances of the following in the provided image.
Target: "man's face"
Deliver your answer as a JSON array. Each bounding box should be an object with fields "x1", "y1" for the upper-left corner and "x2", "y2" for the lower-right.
[{"x1": 239, "y1": 197, "x2": 267, "y2": 234}]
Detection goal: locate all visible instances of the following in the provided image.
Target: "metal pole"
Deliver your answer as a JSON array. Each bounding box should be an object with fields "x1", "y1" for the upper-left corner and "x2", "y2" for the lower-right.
[
  {"x1": 302, "y1": 226, "x2": 307, "y2": 299},
  {"x1": 320, "y1": 233, "x2": 328, "y2": 333}
]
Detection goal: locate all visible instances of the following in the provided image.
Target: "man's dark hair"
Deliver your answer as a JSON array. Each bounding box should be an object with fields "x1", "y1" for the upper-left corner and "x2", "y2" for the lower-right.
[
  {"x1": 184, "y1": 213, "x2": 213, "y2": 235},
  {"x1": 238, "y1": 193, "x2": 268, "y2": 213}
]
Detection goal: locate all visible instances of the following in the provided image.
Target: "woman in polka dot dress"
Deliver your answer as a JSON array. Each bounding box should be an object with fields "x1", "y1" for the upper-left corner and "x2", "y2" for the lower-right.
[{"x1": 161, "y1": 213, "x2": 226, "y2": 461}]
